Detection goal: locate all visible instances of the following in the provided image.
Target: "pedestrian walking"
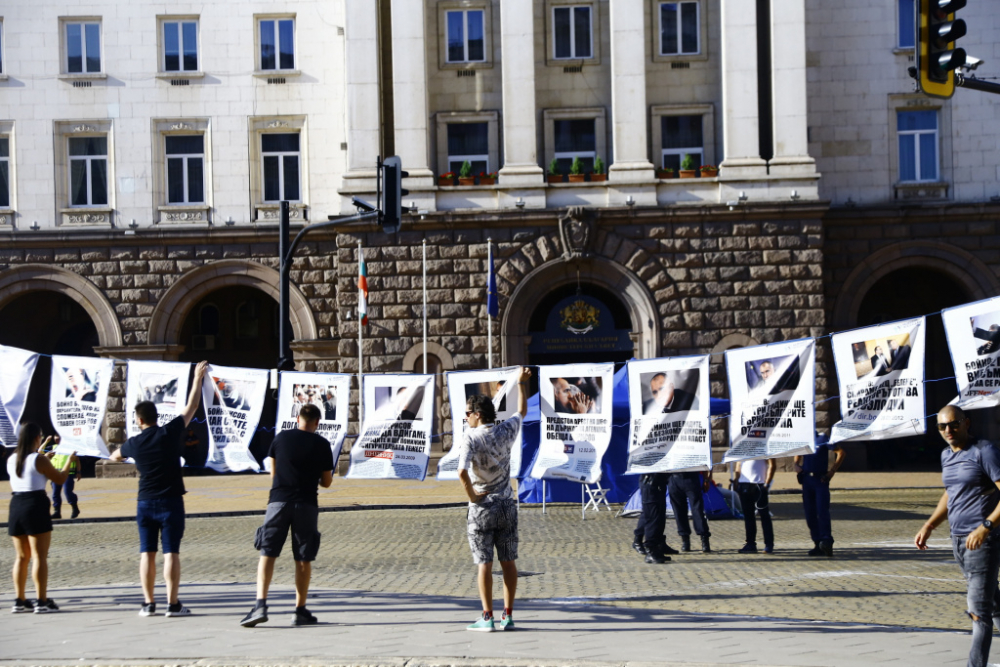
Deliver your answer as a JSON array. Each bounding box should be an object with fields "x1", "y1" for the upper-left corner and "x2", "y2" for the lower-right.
[
  {"x1": 8, "y1": 423, "x2": 76, "y2": 613},
  {"x1": 240, "y1": 402, "x2": 334, "y2": 628},
  {"x1": 44, "y1": 437, "x2": 81, "y2": 520},
  {"x1": 632, "y1": 473, "x2": 678, "y2": 562},
  {"x1": 916, "y1": 405, "x2": 1000, "y2": 667},
  {"x1": 794, "y1": 433, "x2": 845, "y2": 557},
  {"x1": 668, "y1": 470, "x2": 712, "y2": 553},
  {"x1": 109, "y1": 360, "x2": 208, "y2": 618},
  {"x1": 735, "y1": 458, "x2": 776, "y2": 554},
  {"x1": 458, "y1": 366, "x2": 530, "y2": 632}
]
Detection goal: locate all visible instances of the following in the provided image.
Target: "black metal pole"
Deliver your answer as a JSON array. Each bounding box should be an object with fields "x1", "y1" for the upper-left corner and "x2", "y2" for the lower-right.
[
  {"x1": 278, "y1": 201, "x2": 294, "y2": 371},
  {"x1": 957, "y1": 74, "x2": 1000, "y2": 95}
]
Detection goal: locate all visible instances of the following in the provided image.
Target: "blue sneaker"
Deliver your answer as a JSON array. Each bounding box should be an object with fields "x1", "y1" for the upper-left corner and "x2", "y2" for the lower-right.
[
  {"x1": 499, "y1": 612, "x2": 515, "y2": 631},
  {"x1": 467, "y1": 616, "x2": 495, "y2": 632}
]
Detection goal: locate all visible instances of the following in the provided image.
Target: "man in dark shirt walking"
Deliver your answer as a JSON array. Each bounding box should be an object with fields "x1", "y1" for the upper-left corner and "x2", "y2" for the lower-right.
[
  {"x1": 241, "y1": 403, "x2": 333, "y2": 627},
  {"x1": 110, "y1": 360, "x2": 208, "y2": 617}
]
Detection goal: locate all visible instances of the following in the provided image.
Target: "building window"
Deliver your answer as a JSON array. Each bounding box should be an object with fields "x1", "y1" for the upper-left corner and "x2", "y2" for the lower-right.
[
  {"x1": 198, "y1": 304, "x2": 220, "y2": 336},
  {"x1": 0, "y1": 137, "x2": 9, "y2": 208},
  {"x1": 553, "y1": 6, "x2": 592, "y2": 59},
  {"x1": 659, "y1": 2, "x2": 699, "y2": 55},
  {"x1": 447, "y1": 123, "x2": 489, "y2": 174},
  {"x1": 898, "y1": 0, "x2": 915, "y2": 49},
  {"x1": 68, "y1": 137, "x2": 108, "y2": 207},
  {"x1": 897, "y1": 110, "x2": 938, "y2": 182},
  {"x1": 554, "y1": 119, "x2": 597, "y2": 173},
  {"x1": 661, "y1": 115, "x2": 703, "y2": 170},
  {"x1": 259, "y1": 18, "x2": 294, "y2": 71},
  {"x1": 65, "y1": 21, "x2": 101, "y2": 74},
  {"x1": 262, "y1": 133, "x2": 300, "y2": 202},
  {"x1": 165, "y1": 135, "x2": 205, "y2": 204},
  {"x1": 446, "y1": 10, "x2": 485, "y2": 63},
  {"x1": 163, "y1": 20, "x2": 198, "y2": 72}
]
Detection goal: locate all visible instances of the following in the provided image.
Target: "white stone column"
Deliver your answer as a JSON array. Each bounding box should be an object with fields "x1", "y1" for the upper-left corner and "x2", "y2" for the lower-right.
[
  {"x1": 390, "y1": 0, "x2": 434, "y2": 192},
  {"x1": 769, "y1": 0, "x2": 816, "y2": 176},
  {"x1": 497, "y1": 0, "x2": 544, "y2": 188},
  {"x1": 719, "y1": 0, "x2": 767, "y2": 178},
  {"x1": 608, "y1": 0, "x2": 654, "y2": 182},
  {"x1": 341, "y1": 0, "x2": 380, "y2": 198}
]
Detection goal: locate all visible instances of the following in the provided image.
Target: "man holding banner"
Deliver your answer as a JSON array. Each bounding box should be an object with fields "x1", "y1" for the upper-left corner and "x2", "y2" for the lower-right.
[
  {"x1": 110, "y1": 360, "x2": 208, "y2": 618},
  {"x1": 458, "y1": 366, "x2": 530, "y2": 632}
]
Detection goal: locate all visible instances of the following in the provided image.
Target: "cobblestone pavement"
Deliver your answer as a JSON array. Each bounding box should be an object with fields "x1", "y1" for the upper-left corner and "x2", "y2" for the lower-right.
[{"x1": 0, "y1": 488, "x2": 967, "y2": 632}]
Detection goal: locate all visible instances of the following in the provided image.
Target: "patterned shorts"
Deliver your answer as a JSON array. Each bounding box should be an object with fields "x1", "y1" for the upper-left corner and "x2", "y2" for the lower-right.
[{"x1": 467, "y1": 497, "x2": 518, "y2": 564}]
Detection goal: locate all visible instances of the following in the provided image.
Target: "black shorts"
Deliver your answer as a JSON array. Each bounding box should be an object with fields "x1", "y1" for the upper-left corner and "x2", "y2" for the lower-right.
[
  {"x1": 254, "y1": 502, "x2": 321, "y2": 562},
  {"x1": 8, "y1": 491, "x2": 53, "y2": 537}
]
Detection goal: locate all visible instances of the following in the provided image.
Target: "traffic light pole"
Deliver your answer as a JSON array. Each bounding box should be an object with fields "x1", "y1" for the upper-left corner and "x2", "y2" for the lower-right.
[{"x1": 956, "y1": 74, "x2": 1000, "y2": 95}]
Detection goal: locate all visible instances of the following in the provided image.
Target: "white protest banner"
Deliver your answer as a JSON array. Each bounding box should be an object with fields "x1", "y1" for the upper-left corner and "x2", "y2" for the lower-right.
[
  {"x1": 0, "y1": 344, "x2": 39, "y2": 448},
  {"x1": 125, "y1": 361, "x2": 191, "y2": 439},
  {"x1": 346, "y1": 373, "x2": 435, "y2": 480},
  {"x1": 50, "y1": 355, "x2": 114, "y2": 457},
  {"x1": 943, "y1": 297, "x2": 1000, "y2": 411},
  {"x1": 830, "y1": 317, "x2": 925, "y2": 443},
  {"x1": 625, "y1": 355, "x2": 711, "y2": 474},
  {"x1": 531, "y1": 362, "x2": 615, "y2": 484},
  {"x1": 438, "y1": 367, "x2": 524, "y2": 481},
  {"x1": 273, "y1": 371, "x2": 351, "y2": 469},
  {"x1": 724, "y1": 339, "x2": 816, "y2": 462},
  {"x1": 202, "y1": 365, "x2": 269, "y2": 473}
]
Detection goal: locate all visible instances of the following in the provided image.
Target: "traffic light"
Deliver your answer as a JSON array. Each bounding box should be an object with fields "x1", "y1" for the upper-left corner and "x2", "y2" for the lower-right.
[
  {"x1": 917, "y1": 0, "x2": 967, "y2": 99},
  {"x1": 380, "y1": 156, "x2": 409, "y2": 234}
]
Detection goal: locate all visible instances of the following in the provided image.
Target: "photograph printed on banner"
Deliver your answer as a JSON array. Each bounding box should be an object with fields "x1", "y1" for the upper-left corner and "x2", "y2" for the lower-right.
[
  {"x1": 210, "y1": 376, "x2": 254, "y2": 411},
  {"x1": 373, "y1": 385, "x2": 426, "y2": 421},
  {"x1": 745, "y1": 355, "x2": 801, "y2": 398},
  {"x1": 850, "y1": 333, "x2": 913, "y2": 379},
  {"x1": 465, "y1": 379, "x2": 508, "y2": 415},
  {"x1": 290, "y1": 383, "x2": 337, "y2": 421},
  {"x1": 970, "y1": 311, "x2": 1000, "y2": 356},
  {"x1": 640, "y1": 369, "x2": 699, "y2": 415},
  {"x1": 550, "y1": 376, "x2": 602, "y2": 415},
  {"x1": 63, "y1": 367, "x2": 100, "y2": 403},
  {"x1": 134, "y1": 374, "x2": 180, "y2": 409}
]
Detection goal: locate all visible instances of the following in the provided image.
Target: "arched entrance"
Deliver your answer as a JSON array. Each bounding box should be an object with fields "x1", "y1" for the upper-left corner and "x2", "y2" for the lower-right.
[
  {"x1": 177, "y1": 285, "x2": 280, "y2": 369},
  {"x1": 526, "y1": 283, "x2": 634, "y2": 366}
]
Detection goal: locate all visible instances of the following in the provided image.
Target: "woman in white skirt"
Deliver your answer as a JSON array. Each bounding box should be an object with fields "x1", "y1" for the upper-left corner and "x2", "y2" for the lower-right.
[{"x1": 7, "y1": 422, "x2": 75, "y2": 613}]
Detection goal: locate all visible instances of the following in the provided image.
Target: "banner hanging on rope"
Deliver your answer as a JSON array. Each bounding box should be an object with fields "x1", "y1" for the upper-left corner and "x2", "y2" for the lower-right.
[
  {"x1": 724, "y1": 339, "x2": 816, "y2": 462},
  {"x1": 201, "y1": 364, "x2": 268, "y2": 472},
  {"x1": 438, "y1": 366, "x2": 524, "y2": 480},
  {"x1": 531, "y1": 362, "x2": 615, "y2": 484},
  {"x1": 0, "y1": 344, "x2": 40, "y2": 448},
  {"x1": 273, "y1": 371, "x2": 351, "y2": 469},
  {"x1": 625, "y1": 355, "x2": 711, "y2": 474},
  {"x1": 50, "y1": 355, "x2": 114, "y2": 457},
  {"x1": 346, "y1": 373, "x2": 435, "y2": 480},
  {"x1": 125, "y1": 361, "x2": 191, "y2": 439},
  {"x1": 943, "y1": 297, "x2": 1000, "y2": 411},
  {"x1": 830, "y1": 317, "x2": 926, "y2": 443}
]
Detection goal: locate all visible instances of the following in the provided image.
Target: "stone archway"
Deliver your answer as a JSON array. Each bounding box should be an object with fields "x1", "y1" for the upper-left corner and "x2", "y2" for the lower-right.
[
  {"x1": 833, "y1": 241, "x2": 1000, "y2": 329},
  {"x1": 0, "y1": 264, "x2": 122, "y2": 347},
  {"x1": 148, "y1": 260, "x2": 318, "y2": 346},
  {"x1": 502, "y1": 257, "x2": 660, "y2": 365}
]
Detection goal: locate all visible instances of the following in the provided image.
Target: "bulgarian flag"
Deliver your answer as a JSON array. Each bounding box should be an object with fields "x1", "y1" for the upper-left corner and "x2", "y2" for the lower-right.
[{"x1": 358, "y1": 247, "x2": 368, "y2": 326}]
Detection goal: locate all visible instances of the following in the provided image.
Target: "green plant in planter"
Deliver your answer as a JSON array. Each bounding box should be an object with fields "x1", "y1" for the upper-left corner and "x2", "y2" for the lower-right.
[
  {"x1": 570, "y1": 157, "x2": 583, "y2": 175},
  {"x1": 593, "y1": 155, "x2": 605, "y2": 175},
  {"x1": 548, "y1": 158, "x2": 560, "y2": 175},
  {"x1": 459, "y1": 160, "x2": 473, "y2": 178},
  {"x1": 680, "y1": 153, "x2": 695, "y2": 171}
]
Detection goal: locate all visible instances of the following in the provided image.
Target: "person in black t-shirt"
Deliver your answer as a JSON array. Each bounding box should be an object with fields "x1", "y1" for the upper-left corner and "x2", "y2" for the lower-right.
[
  {"x1": 110, "y1": 360, "x2": 208, "y2": 618},
  {"x1": 241, "y1": 403, "x2": 334, "y2": 628}
]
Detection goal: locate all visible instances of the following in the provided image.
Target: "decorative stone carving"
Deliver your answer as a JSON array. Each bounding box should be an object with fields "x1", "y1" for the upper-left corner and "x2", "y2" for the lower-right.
[
  {"x1": 71, "y1": 125, "x2": 97, "y2": 133},
  {"x1": 558, "y1": 206, "x2": 594, "y2": 260},
  {"x1": 66, "y1": 213, "x2": 108, "y2": 224},
  {"x1": 259, "y1": 207, "x2": 304, "y2": 220},
  {"x1": 0, "y1": 214, "x2": 9, "y2": 225},
  {"x1": 265, "y1": 120, "x2": 289, "y2": 129},
  {"x1": 169, "y1": 123, "x2": 193, "y2": 131},
  {"x1": 164, "y1": 211, "x2": 206, "y2": 222}
]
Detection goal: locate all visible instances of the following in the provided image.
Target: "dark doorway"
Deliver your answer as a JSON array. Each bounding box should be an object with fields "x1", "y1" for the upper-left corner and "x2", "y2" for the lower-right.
[
  {"x1": 527, "y1": 283, "x2": 634, "y2": 367},
  {"x1": 853, "y1": 267, "x2": 972, "y2": 470}
]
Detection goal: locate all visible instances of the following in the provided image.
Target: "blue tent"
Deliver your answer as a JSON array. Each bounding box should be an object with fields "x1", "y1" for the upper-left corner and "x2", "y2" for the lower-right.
[
  {"x1": 620, "y1": 479, "x2": 741, "y2": 519},
  {"x1": 517, "y1": 365, "x2": 730, "y2": 504}
]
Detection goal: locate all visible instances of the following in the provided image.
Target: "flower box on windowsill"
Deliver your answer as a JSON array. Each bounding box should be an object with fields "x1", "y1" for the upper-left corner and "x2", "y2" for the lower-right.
[
  {"x1": 590, "y1": 174, "x2": 607, "y2": 182},
  {"x1": 438, "y1": 176, "x2": 456, "y2": 186},
  {"x1": 655, "y1": 170, "x2": 676, "y2": 179},
  {"x1": 546, "y1": 174, "x2": 564, "y2": 184},
  {"x1": 679, "y1": 169, "x2": 697, "y2": 179},
  {"x1": 458, "y1": 177, "x2": 475, "y2": 186},
  {"x1": 478, "y1": 177, "x2": 496, "y2": 186},
  {"x1": 568, "y1": 174, "x2": 586, "y2": 183}
]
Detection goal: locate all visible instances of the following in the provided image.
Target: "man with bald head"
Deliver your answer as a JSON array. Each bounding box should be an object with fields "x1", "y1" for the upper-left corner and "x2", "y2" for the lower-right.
[{"x1": 916, "y1": 405, "x2": 1000, "y2": 667}]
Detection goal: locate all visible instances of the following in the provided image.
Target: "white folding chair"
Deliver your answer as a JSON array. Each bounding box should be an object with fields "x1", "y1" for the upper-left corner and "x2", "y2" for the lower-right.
[{"x1": 582, "y1": 476, "x2": 611, "y2": 518}]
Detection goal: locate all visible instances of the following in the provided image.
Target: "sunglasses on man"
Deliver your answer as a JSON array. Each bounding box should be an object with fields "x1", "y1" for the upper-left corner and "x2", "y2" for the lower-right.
[{"x1": 937, "y1": 419, "x2": 966, "y2": 432}]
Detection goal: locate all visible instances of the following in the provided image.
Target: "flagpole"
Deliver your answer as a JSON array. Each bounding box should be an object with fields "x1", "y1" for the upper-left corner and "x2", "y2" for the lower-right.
[
  {"x1": 422, "y1": 238, "x2": 427, "y2": 375},
  {"x1": 487, "y1": 237, "x2": 493, "y2": 370},
  {"x1": 358, "y1": 240, "x2": 364, "y2": 425}
]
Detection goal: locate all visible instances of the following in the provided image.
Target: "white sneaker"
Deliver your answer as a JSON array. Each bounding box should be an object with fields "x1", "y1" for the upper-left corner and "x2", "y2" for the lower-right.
[{"x1": 165, "y1": 603, "x2": 190, "y2": 617}]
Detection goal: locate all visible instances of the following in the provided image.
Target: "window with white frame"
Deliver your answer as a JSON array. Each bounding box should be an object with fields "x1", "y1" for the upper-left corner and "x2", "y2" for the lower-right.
[
  {"x1": 261, "y1": 133, "x2": 300, "y2": 202},
  {"x1": 445, "y1": 9, "x2": 485, "y2": 63},
  {"x1": 898, "y1": 0, "x2": 915, "y2": 49},
  {"x1": 163, "y1": 20, "x2": 198, "y2": 72},
  {"x1": 552, "y1": 5, "x2": 592, "y2": 59},
  {"x1": 897, "y1": 110, "x2": 938, "y2": 182},
  {"x1": 259, "y1": 18, "x2": 294, "y2": 71},
  {"x1": 553, "y1": 119, "x2": 596, "y2": 173},
  {"x1": 165, "y1": 135, "x2": 205, "y2": 204},
  {"x1": 0, "y1": 137, "x2": 9, "y2": 208},
  {"x1": 68, "y1": 136, "x2": 108, "y2": 207},
  {"x1": 447, "y1": 123, "x2": 489, "y2": 174},
  {"x1": 659, "y1": 2, "x2": 699, "y2": 56},
  {"x1": 65, "y1": 21, "x2": 101, "y2": 74},
  {"x1": 661, "y1": 115, "x2": 703, "y2": 171}
]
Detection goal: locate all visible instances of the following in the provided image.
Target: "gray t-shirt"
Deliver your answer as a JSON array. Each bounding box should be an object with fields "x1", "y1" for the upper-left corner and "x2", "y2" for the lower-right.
[
  {"x1": 942, "y1": 439, "x2": 1000, "y2": 536},
  {"x1": 457, "y1": 413, "x2": 522, "y2": 502}
]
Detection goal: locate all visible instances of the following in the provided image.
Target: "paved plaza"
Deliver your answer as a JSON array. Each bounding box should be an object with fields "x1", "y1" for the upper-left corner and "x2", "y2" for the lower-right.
[{"x1": 0, "y1": 476, "x2": 983, "y2": 666}]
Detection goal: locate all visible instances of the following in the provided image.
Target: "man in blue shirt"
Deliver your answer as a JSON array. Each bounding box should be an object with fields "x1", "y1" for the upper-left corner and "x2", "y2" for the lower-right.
[
  {"x1": 916, "y1": 405, "x2": 1000, "y2": 667},
  {"x1": 794, "y1": 433, "x2": 845, "y2": 557}
]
